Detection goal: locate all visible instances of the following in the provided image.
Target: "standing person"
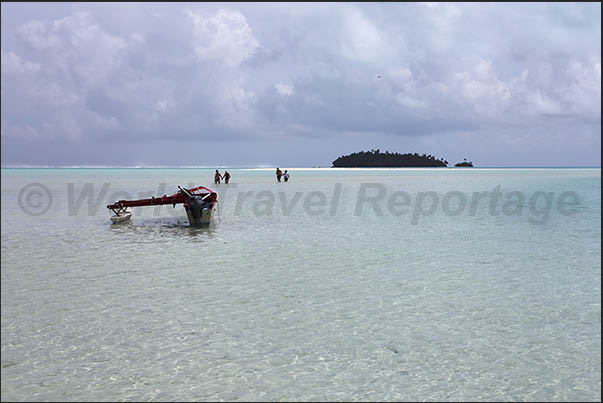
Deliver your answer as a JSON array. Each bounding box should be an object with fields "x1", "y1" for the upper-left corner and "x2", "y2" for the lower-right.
[
  {"x1": 283, "y1": 170, "x2": 290, "y2": 182},
  {"x1": 214, "y1": 170, "x2": 222, "y2": 184},
  {"x1": 276, "y1": 167, "x2": 282, "y2": 182},
  {"x1": 223, "y1": 170, "x2": 231, "y2": 184}
]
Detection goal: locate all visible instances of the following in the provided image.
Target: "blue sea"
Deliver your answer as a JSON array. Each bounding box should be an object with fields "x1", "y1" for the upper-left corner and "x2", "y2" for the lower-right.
[{"x1": 1, "y1": 167, "x2": 601, "y2": 401}]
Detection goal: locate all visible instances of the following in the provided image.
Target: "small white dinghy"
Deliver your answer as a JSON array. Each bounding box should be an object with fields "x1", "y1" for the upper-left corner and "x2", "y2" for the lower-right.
[{"x1": 109, "y1": 207, "x2": 132, "y2": 224}]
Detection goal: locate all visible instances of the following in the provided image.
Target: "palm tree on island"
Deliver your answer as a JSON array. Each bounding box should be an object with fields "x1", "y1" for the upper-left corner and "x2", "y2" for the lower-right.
[
  {"x1": 332, "y1": 150, "x2": 448, "y2": 167},
  {"x1": 455, "y1": 158, "x2": 474, "y2": 167}
]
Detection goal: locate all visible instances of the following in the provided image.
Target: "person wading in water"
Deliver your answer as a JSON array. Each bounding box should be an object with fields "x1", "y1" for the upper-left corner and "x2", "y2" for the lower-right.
[{"x1": 276, "y1": 167, "x2": 283, "y2": 182}]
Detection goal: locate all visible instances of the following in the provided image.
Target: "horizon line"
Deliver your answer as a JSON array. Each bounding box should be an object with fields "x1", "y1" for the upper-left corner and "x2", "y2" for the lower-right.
[{"x1": 1, "y1": 165, "x2": 601, "y2": 169}]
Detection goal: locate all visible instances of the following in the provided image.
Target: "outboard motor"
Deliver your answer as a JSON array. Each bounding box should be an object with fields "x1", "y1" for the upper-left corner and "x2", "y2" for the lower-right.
[
  {"x1": 187, "y1": 196, "x2": 204, "y2": 225},
  {"x1": 184, "y1": 195, "x2": 212, "y2": 226}
]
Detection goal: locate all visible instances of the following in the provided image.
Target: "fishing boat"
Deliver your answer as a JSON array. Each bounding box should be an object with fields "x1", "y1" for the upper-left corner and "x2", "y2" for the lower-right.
[{"x1": 106, "y1": 185, "x2": 218, "y2": 226}]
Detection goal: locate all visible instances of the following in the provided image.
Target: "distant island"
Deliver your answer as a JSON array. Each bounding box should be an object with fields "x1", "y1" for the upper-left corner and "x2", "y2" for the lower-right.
[
  {"x1": 455, "y1": 158, "x2": 473, "y2": 167},
  {"x1": 332, "y1": 150, "x2": 448, "y2": 168}
]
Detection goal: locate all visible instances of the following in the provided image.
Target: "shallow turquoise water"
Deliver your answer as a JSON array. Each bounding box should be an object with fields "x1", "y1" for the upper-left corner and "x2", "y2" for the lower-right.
[{"x1": 1, "y1": 168, "x2": 601, "y2": 401}]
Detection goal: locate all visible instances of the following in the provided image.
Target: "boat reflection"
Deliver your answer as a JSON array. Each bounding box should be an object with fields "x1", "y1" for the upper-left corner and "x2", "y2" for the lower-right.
[{"x1": 108, "y1": 216, "x2": 218, "y2": 241}]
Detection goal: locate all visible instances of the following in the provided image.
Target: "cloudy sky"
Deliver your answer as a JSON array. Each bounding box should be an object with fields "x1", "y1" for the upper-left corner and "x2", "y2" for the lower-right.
[{"x1": 1, "y1": 2, "x2": 600, "y2": 167}]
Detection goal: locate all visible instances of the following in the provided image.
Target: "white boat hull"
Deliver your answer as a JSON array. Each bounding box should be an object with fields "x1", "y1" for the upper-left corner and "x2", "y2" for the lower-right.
[{"x1": 110, "y1": 211, "x2": 132, "y2": 223}]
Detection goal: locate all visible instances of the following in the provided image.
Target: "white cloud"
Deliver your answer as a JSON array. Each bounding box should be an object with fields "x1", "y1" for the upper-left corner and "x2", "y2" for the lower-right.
[
  {"x1": 447, "y1": 59, "x2": 512, "y2": 119},
  {"x1": 395, "y1": 94, "x2": 427, "y2": 109},
  {"x1": 0, "y1": 49, "x2": 40, "y2": 74},
  {"x1": 275, "y1": 83, "x2": 294, "y2": 96},
  {"x1": 51, "y1": 12, "x2": 127, "y2": 86},
  {"x1": 0, "y1": 3, "x2": 600, "y2": 166},
  {"x1": 154, "y1": 100, "x2": 169, "y2": 113},
  {"x1": 340, "y1": 7, "x2": 389, "y2": 63},
  {"x1": 418, "y1": 3, "x2": 440, "y2": 9},
  {"x1": 187, "y1": 9, "x2": 260, "y2": 67},
  {"x1": 16, "y1": 20, "x2": 60, "y2": 50},
  {"x1": 526, "y1": 90, "x2": 563, "y2": 115},
  {"x1": 217, "y1": 86, "x2": 257, "y2": 128},
  {"x1": 391, "y1": 67, "x2": 413, "y2": 84}
]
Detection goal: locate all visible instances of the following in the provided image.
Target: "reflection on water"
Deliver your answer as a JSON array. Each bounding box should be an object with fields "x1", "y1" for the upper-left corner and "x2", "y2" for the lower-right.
[{"x1": 109, "y1": 216, "x2": 218, "y2": 242}]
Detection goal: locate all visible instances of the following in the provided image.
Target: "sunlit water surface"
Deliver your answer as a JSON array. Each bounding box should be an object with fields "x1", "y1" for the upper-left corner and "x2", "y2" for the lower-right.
[{"x1": 1, "y1": 168, "x2": 600, "y2": 401}]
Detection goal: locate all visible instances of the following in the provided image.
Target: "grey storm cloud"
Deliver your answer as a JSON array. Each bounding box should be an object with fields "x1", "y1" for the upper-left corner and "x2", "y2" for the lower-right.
[{"x1": 1, "y1": 2, "x2": 600, "y2": 166}]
